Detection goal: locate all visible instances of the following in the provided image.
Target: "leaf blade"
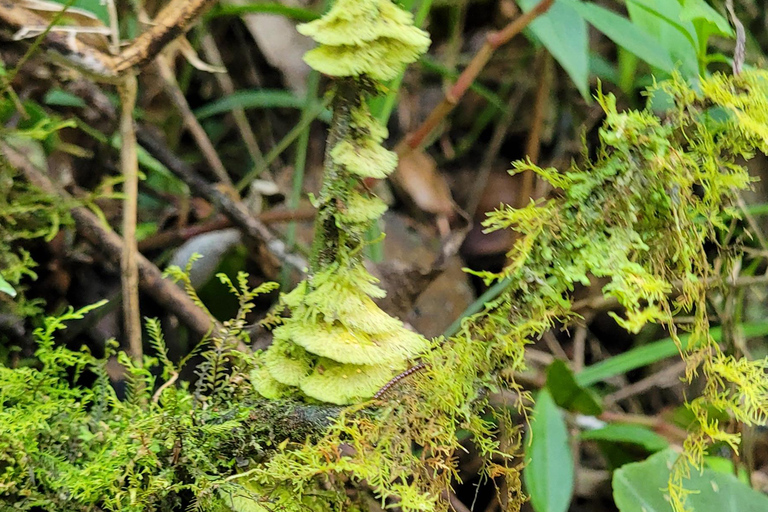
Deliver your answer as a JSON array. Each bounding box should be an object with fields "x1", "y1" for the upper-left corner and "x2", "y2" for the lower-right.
[
  {"x1": 524, "y1": 389, "x2": 574, "y2": 512},
  {"x1": 517, "y1": 0, "x2": 590, "y2": 99},
  {"x1": 613, "y1": 449, "x2": 768, "y2": 512},
  {"x1": 563, "y1": 0, "x2": 676, "y2": 74}
]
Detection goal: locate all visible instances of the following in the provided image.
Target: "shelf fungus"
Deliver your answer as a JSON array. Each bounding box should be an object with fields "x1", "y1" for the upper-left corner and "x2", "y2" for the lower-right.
[{"x1": 254, "y1": 0, "x2": 431, "y2": 405}]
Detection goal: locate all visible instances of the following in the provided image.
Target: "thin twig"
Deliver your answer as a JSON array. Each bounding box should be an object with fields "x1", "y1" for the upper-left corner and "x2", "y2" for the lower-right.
[
  {"x1": 465, "y1": 84, "x2": 527, "y2": 218},
  {"x1": 541, "y1": 331, "x2": 570, "y2": 361},
  {"x1": 737, "y1": 194, "x2": 768, "y2": 252},
  {"x1": 524, "y1": 51, "x2": 552, "y2": 165},
  {"x1": 446, "y1": 491, "x2": 472, "y2": 512},
  {"x1": 199, "y1": 32, "x2": 266, "y2": 170},
  {"x1": 572, "y1": 322, "x2": 590, "y2": 373},
  {"x1": 395, "y1": 0, "x2": 554, "y2": 157},
  {"x1": 112, "y1": 0, "x2": 219, "y2": 74},
  {"x1": 136, "y1": 127, "x2": 309, "y2": 275},
  {"x1": 152, "y1": 371, "x2": 179, "y2": 403},
  {"x1": 725, "y1": 0, "x2": 745, "y2": 75},
  {"x1": 137, "y1": 208, "x2": 316, "y2": 252},
  {"x1": 603, "y1": 360, "x2": 687, "y2": 405},
  {"x1": 236, "y1": 98, "x2": 329, "y2": 192},
  {"x1": 156, "y1": 55, "x2": 234, "y2": 186},
  {"x1": 118, "y1": 74, "x2": 143, "y2": 362},
  {"x1": 519, "y1": 50, "x2": 552, "y2": 207},
  {"x1": 598, "y1": 411, "x2": 688, "y2": 442},
  {"x1": 105, "y1": 0, "x2": 120, "y2": 55},
  {"x1": 0, "y1": 0, "x2": 218, "y2": 80}
]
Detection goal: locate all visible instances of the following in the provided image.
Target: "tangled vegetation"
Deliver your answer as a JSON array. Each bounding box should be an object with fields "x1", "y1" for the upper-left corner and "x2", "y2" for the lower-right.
[
  {"x1": 3, "y1": 68, "x2": 768, "y2": 511},
  {"x1": 3, "y1": 1, "x2": 768, "y2": 511}
]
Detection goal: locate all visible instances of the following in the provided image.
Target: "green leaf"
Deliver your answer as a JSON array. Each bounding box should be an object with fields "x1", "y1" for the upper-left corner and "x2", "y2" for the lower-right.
[
  {"x1": 613, "y1": 449, "x2": 768, "y2": 512},
  {"x1": 546, "y1": 359, "x2": 603, "y2": 415},
  {"x1": 680, "y1": 0, "x2": 734, "y2": 39},
  {"x1": 206, "y1": 3, "x2": 320, "y2": 22},
  {"x1": 524, "y1": 389, "x2": 574, "y2": 512},
  {"x1": 516, "y1": 0, "x2": 590, "y2": 99},
  {"x1": 43, "y1": 89, "x2": 87, "y2": 108},
  {"x1": 0, "y1": 275, "x2": 17, "y2": 297},
  {"x1": 680, "y1": 0, "x2": 734, "y2": 62},
  {"x1": 46, "y1": 0, "x2": 110, "y2": 26},
  {"x1": 704, "y1": 456, "x2": 750, "y2": 484},
  {"x1": 562, "y1": 0, "x2": 675, "y2": 75},
  {"x1": 581, "y1": 424, "x2": 668, "y2": 452},
  {"x1": 624, "y1": 0, "x2": 699, "y2": 78},
  {"x1": 194, "y1": 90, "x2": 308, "y2": 120},
  {"x1": 576, "y1": 322, "x2": 768, "y2": 387}
]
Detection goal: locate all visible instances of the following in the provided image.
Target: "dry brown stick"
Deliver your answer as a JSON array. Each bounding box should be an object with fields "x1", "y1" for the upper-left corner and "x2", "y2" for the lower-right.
[
  {"x1": 0, "y1": 3, "x2": 118, "y2": 80},
  {"x1": 519, "y1": 50, "x2": 552, "y2": 207},
  {"x1": 155, "y1": 56, "x2": 233, "y2": 186},
  {"x1": 1, "y1": 0, "x2": 218, "y2": 80},
  {"x1": 445, "y1": 491, "x2": 472, "y2": 512},
  {"x1": 2, "y1": 141, "x2": 221, "y2": 339},
  {"x1": 465, "y1": 85, "x2": 527, "y2": 217},
  {"x1": 523, "y1": 51, "x2": 552, "y2": 165},
  {"x1": 573, "y1": 271, "x2": 768, "y2": 314},
  {"x1": 395, "y1": 0, "x2": 554, "y2": 157},
  {"x1": 139, "y1": 216, "x2": 233, "y2": 252},
  {"x1": 603, "y1": 360, "x2": 687, "y2": 405},
  {"x1": 199, "y1": 32, "x2": 266, "y2": 171},
  {"x1": 136, "y1": 127, "x2": 309, "y2": 275},
  {"x1": 598, "y1": 411, "x2": 688, "y2": 443},
  {"x1": 112, "y1": 0, "x2": 218, "y2": 74},
  {"x1": 137, "y1": 208, "x2": 316, "y2": 252},
  {"x1": 737, "y1": 194, "x2": 768, "y2": 252},
  {"x1": 118, "y1": 74, "x2": 143, "y2": 361},
  {"x1": 572, "y1": 320, "x2": 590, "y2": 373},
  {"x1": 541, "y1": 331, "x2": 570, "y2": 361}
]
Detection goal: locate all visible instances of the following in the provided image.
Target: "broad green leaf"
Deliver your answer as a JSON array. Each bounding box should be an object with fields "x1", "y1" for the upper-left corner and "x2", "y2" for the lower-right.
[
  {"x1": 704, "y1": 456, "x2": 750, "y2": 484},
  {"x1": 546, "y1": 359, "x2": 603, "y2": 415},
  {"x1": 680, "y1": 0, "x2": 734, "y2": 39},
  {"x1": 680, "y1": 0, "x2": 734, "y2": 61},
  {"x1": 562, "y1": 0, "x2": 675, "y2": 75},
  {"x1": 580, "y1": 424, "x2": 668, "y2": 452},
  {"x1": 624, "y1": 0, "x2": 699, "y2": 78},
  {"x1": 0, "y1": 275, "x2": 16, "y2": 297},
  {"x1": 46, "y1": 0, "x2": 110, "y2": 26},
  {"x1": 576, "y1": 322, "x2": 768, "y2": 387},
  {"x1": 613, "y1": 449, "x2": 768, "y2": 512},
  {"x1": 43, "y1": 89, "x2": 87, "y2": 108},
  {"x1": 516, "y1": 0, "x2": 590, "y2": 99},
  {"x1": 206, "y1": 3, "x2": 320, "y2": 22},
  {"x1": 590, "y1": 53, "x2": 619, "y2": 85},
  {"x1": 524, "y1": 389, "x2": 574, "y2": 512}
]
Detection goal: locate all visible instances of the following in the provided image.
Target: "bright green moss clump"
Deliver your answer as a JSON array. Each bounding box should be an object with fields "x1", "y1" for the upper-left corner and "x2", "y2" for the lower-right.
[{"x1": 254, "y1": 0, "x2": 430, "y2": 405}]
